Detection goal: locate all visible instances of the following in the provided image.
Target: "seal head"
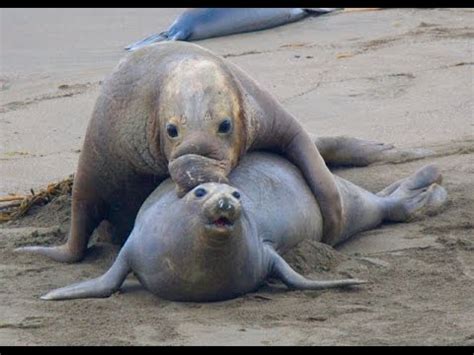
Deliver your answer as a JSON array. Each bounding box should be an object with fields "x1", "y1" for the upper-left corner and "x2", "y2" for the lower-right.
[
  {"x1": 157, "y1": 58, "x2": 247, "y2": 196},
  {"x1": 136, "y1": 182, "x2": 253, "y2": 301},
  {"x1": 184, "y1": 183, "x2": 242, "y2": 239}
]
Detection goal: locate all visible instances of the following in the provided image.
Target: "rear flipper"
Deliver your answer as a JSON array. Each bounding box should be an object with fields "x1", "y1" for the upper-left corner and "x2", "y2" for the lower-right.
[
  {"x1": 125, "y1": 29, "x2": 189, "y2": 51},
  {"x1": 304, "y1": 8, "x2": 341, "y2": 15},
  {"x1": 41, "y1": 251, "x2": 130, "y2": 301},
  {"x1": 378, "y1": 164, "x2": 448, "y2": 222},
  {"x1": 312, "y1": 135, "x2": 434, "y2": 167},
  {"x1": 125, "y1": 32, "x2": 170, "y2": 51},
  {"x1": 267, "y1": 247, "x2": 366, "y2": 290}
]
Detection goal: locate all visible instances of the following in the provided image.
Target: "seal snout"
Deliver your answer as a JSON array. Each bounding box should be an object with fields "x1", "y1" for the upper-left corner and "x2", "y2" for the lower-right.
[
  {"x1": 217, "y1": 196, "x2": 236, "y2": 213},
  {"x1": 212, "y1": 196, "x2": 238, "y2": 226},
  {"x1": 169, "y1": 154, "x2": 231, "y2": 195},
  {"x1": 202, "y1": 188, "x2": 242, "y2": 234},
  {"x1": 211, "y1": 194, "x2": 241, "y2": 225}
]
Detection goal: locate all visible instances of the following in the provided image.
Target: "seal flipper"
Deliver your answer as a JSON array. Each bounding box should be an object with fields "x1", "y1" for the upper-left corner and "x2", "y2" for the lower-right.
[
  {"x1": 125, "y1": 32, "x2": 170, "y2": 51},
  {"x1": 303, "y1": 8, "x2": 341, "y2": 15},
  {"x1": 311, "y1": 135, "x2": 434, "y2": 167},
  {"x1": 312, "y1": 135, "x2": 394, "y2": 167},
  {"x1": 267, "y1": 247, "x2": 366, "y2": 290},
  {"x1": 125, "y1": 28, "x2": 191, "y2": 51},
  {"x1": 40, "y1": 251, "x2": 130, "y2": 301},
  {"x1": 15, "y1": 244, "x2": 84, "y2": 263},
  {"x1": 376, "y1": 164, "x2": 447, "y2": 222},
  {"x1": 15, "y1": 188, "x2": 106, "y2": 263},
  {"x1": 257, "y1": 124, "x2": 344, "y2": 245}
]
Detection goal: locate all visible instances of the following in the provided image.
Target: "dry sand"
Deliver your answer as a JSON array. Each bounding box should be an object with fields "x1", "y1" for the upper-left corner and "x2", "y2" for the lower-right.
[{"x1": 0, "y1": 8, "x2": 473, "y2": 345}]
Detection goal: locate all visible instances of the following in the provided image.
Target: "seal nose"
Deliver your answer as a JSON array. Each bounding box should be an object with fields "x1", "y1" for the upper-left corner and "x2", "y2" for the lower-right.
[
  {"x1": 215, "y1": 195, "x2": 241, "y2": 222},
  {"x1": 217, "y1": 197, "x2": 234, "y2": 212},
  {"x1": 204, "y1": 192, "x2": 241, "y2": 222}
]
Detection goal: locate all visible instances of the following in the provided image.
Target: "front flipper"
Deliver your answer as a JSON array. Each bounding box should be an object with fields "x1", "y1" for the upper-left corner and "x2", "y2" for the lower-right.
[
  {"x1": 267, "y1": 247, "x2": 366, "y2": 290},
  {"x1": 278, "y1": 128, "x2": 344, "y2": 244},
  {"x1": 15, "y1": 244, "x2": 85, "y2": 263},
  {"x1": 15, "y1": 188, "x2": 106, "y2": 263},
  {"x1": 40, "y1": 251, "x2": 130, "y2": 301}
]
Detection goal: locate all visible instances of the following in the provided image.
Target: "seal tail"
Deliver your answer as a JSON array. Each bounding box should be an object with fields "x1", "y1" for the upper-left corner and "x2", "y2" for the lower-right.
[
  {"x1": 124, "y1": 31, "x2": 169, "y2": 51},
  {"x1": 40, "y1": 251, "x2": 130, "y2": 301},
  {"x1": 267, "y1": 247, "x2": 367, "y2": 290}
]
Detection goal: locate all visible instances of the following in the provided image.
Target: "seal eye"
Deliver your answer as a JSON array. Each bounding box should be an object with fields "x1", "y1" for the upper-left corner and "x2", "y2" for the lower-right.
[
  {"x1": 166, "y1": 123, "x2": 179, "y2": 138},
  {"x1": 232, "y1": 191, "x2": 240, "y2": 199},
  {"x1": 194, "y1": 188, "x2": 207, "y2": 198},
  {"x1": 217, "y1": 119, "x2": 232, "y2": 134}
]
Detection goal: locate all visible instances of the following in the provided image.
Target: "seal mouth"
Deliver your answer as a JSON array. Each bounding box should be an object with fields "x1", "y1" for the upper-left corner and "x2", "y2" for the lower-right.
[
  {"x1": 213, "y1": 217, "x2": 233, "y2": 228},
  {"x1": 205, "y1": 216, "x2": 234, "y2": 233}
]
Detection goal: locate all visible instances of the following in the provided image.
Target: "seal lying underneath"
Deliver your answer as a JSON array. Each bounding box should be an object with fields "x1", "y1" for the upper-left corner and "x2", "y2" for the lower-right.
[
  {"x1": 125, "y1": 8, "x2": 339, "y2": 51},
  {"x1": 41, "y1": 152, "x2": 447, "y2": 302}
]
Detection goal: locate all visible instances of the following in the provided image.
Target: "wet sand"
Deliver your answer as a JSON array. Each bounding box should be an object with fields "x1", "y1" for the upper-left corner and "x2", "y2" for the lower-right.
[{"x1": 0, "y1": 8, "x2": 473, "y2": 345}]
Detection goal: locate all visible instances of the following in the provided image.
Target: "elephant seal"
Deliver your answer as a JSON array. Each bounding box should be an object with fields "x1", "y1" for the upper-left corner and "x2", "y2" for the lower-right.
[
  {"x1": 17, "y1": 41, "x2": 352, "y2": 263},
  {"x1": 41, "y1": 152, "x2": 447, "y2": 302},
  {"x1": 125, "y1": 8, "x2": 339, "y2": 51}
]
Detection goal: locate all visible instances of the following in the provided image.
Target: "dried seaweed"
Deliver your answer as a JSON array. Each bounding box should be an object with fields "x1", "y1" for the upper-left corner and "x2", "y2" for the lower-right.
[{"x1": 0, "y1": 175, "x2": 73, "y2": 222}]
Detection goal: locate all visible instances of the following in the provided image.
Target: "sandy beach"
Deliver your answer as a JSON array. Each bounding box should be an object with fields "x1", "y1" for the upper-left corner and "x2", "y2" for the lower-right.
[{"x1": 0, "y1": 8, "x2": 473, "y2": 345}]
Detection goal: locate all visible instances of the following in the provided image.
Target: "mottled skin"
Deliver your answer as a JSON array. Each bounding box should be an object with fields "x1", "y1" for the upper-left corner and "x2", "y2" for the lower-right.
[
  {"x1": 41, "y1": 152, "x2": 447, "y2": 301},
  {"x1": 125, "y1": 8, "x2": 338, "y2": 51},
  {"x1": 17, "y1": 42, "x2": 430, "y2": 263}
]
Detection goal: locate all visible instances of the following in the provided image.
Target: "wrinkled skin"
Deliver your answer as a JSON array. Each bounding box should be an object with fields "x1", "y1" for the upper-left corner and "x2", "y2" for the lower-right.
[{"x1": 40, "y1": 152, "x2": 447, "y2": 302}]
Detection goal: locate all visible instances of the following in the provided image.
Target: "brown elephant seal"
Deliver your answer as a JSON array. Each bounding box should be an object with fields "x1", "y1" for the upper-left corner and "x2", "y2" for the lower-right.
[
  {"x1": 40, "y1": 152, "x2": 447, "y2": 302},
  {"x1": 125, "y1": 8, "x2": 339, "y2": 51},
  {"x1": 17, "y1": 41, "x2": 349, "y2": 263},
  {"x1": 17, "y1": 41, "x2": 432, "y2": 263}
]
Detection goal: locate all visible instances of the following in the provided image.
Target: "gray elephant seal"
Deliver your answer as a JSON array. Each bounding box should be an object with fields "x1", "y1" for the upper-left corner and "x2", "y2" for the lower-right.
[
  {"x1": 41, "y1": 152, "x2": 447, "y2": 302},
  {"x1": 125, "y1": 8, "x2": 338, "y2": 51},
  {"x1": 17, "y1": 41, "x2": 353, "y2": 263}
]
